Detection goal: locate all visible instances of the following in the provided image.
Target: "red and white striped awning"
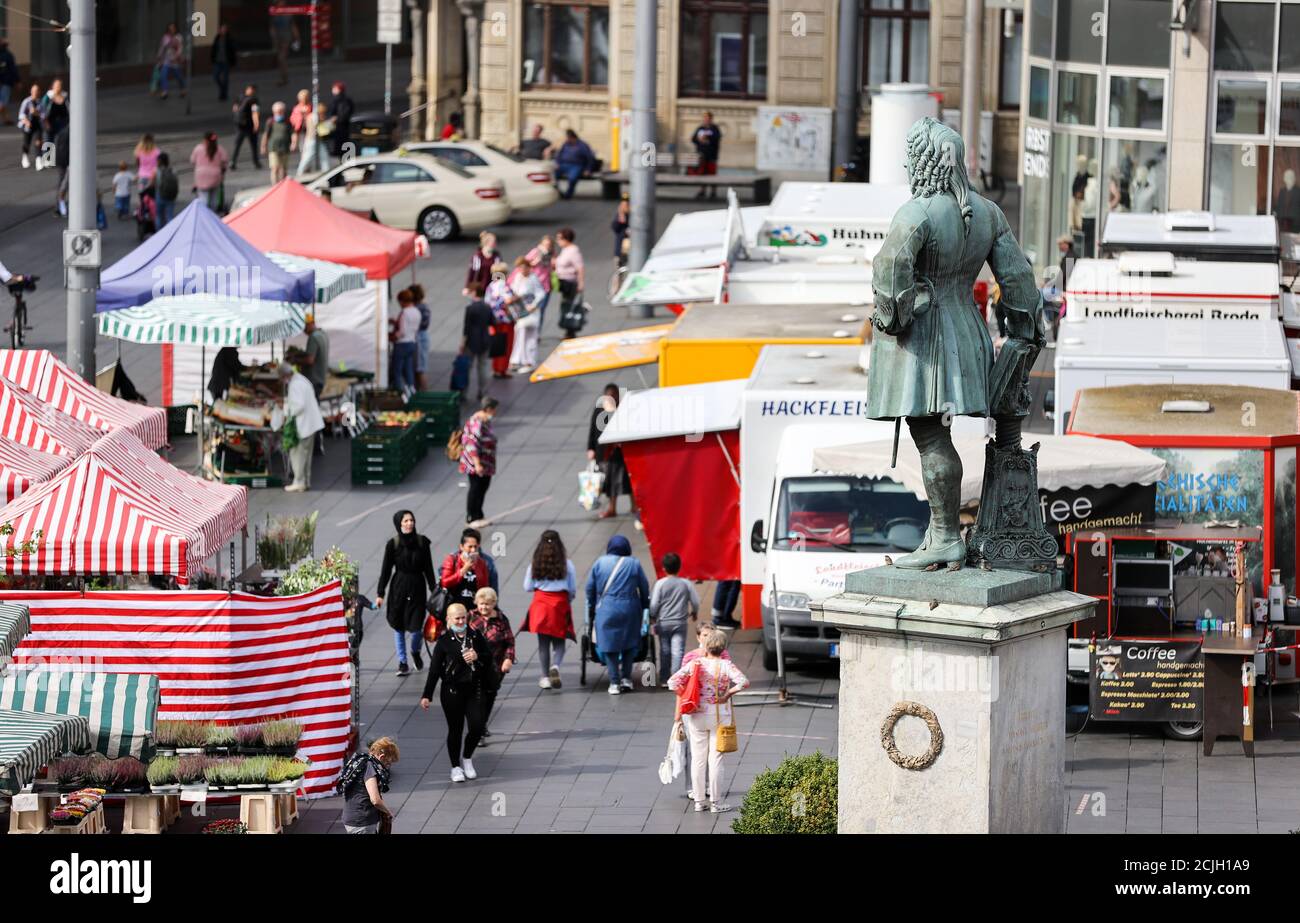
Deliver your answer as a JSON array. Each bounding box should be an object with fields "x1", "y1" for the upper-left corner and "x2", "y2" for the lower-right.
[
  {"x1": 0, "y1": 438, "x2": 68, "y2": 504},
  {"x1": 0, "y1": 350, "x2": 168, "y2": 450},
  {"x1": 0, "y1": 375, "x2": 102, "y2": 457},
  {"x1": 0, "y1": 428, "x2": 247, "y2": 580}
]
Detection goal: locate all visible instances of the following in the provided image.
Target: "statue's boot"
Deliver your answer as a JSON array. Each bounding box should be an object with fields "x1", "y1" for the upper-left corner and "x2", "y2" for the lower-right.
[{"x1": 893, "y1": 416, "x2": 965, "y2": 570}]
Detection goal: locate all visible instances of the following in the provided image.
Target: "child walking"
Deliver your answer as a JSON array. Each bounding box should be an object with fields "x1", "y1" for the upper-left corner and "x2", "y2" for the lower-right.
[
  {"x1": 649, "y1": 552, "x2": 699, "y2": 685},
  {"x1": 112, "y1": 161, "x2": 135, "y2": 219}
]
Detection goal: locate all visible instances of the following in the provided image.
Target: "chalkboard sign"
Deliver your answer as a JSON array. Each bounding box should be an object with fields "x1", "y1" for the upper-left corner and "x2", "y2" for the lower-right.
[{"x1": 1089, "y1": 639, "x2": 1204, "y2": 722}]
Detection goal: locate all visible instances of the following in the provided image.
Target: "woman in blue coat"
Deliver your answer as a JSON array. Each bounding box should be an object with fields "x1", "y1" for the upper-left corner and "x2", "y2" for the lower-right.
[{"x1": 585, "y1": 534, "x2": 650, "y2": 695}]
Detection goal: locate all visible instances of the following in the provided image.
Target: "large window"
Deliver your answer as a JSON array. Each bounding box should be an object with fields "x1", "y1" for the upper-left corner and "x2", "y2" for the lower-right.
[
  {"x1": 680, "y1": 0, "x2": 769, "y2": 98},
  {"x1": 999, "y1": 14, "x2": 1025, "y2": 110},
  {"x1": 522, "y1": 1, "x2": 610, "y2": 89},
  {"x1": 862, "y1": 0, "x2": 930, "y2": 88},
  {"x1": 1214, "y1": 2, "x2": 1275, "y2": 72}
]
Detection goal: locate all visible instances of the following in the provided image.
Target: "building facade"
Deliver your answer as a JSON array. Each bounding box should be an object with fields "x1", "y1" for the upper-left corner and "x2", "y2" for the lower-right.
[{"x1": 1018, "y1": 0, "x2": 1300, "y2": 276}]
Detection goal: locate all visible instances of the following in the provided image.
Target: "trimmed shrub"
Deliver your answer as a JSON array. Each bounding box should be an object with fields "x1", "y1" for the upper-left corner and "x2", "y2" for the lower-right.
[{"x1": 731, "y1": 751, "x2": 838, "y2": 834}]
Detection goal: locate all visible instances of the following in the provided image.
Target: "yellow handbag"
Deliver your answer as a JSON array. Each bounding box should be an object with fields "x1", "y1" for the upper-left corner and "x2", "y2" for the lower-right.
[{"x1": 714, "y1": 661, "x2": 738, "y2": 753}]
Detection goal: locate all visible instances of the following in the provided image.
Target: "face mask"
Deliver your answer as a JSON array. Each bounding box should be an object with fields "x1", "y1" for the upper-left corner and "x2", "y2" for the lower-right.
[
  {"x1": 451, "y1": 622, "x2": 467, "y2": 635},
  {"x1": 275, "y1": 114, "x2": 285, "y2": 122}
]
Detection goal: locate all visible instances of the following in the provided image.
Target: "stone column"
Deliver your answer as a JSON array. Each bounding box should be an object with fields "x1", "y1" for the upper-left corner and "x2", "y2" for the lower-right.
[
  {"x1": 457, "y1": 0, "x2": 485, "y2": 139},
  {"x1": 1168, "y1": 5, "x2": 1212, "y2": 210},
  {"x1": 407, "y1": 0, "x2": 427, "y2": 139},
  {"x1": 814, "y1": 568, "x2": 1094, "y2": 833}
]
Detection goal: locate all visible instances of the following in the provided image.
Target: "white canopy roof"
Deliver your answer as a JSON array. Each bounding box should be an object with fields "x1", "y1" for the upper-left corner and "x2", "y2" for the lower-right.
[
  {"x1": 640, "y1": 206, "x2": 770, "y2": 274},
  {"x1": 599, "y1": 379, "x2": 745, "y2": 444},
  {"x1": 812, "y1": 434, "x2": 1168, "y2": 504},
  {"x1": 1100, "y1": 212, "x2": 1279, "y2": 256}
]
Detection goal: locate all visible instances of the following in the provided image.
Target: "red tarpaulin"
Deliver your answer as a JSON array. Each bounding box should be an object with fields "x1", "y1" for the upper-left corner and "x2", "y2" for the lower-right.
[
  {"x1": 225, "y1": 178, "x2": 417, "y2": 280},
  {"x1": 622, "y1": 429, "x2": 741, "y2": 581}
]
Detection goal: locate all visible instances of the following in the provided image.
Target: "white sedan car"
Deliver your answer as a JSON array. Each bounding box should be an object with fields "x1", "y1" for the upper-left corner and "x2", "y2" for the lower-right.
[
  {"x1": 403, "y1": 140, "x2": 559, "y2": 213},
  {"x1": 230, "y1": 152, "x2": 510, "y2": 242}
]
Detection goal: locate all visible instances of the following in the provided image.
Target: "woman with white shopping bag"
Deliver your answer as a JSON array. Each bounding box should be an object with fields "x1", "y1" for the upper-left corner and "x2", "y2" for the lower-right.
[
  {"x1": 667, "y1": 627, "x2": 749, "y2": 813},
  {"x1": 586, "y1": 383, "x2": 635, "y2": 520},
  {"x1": 506, "y1": 256, "x2": 545, "y2": 374}
]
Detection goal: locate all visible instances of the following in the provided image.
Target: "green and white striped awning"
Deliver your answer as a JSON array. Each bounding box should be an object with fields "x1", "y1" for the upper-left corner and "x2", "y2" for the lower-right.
[
  {"x1": 0, "y1": 708, "x2": 91, "y2": 795},
  {"x1": 0, "y1": 604, "x2": 30, "y2": 662},
  {"x1": 0, "y1": 672, "x2": 159, "y2": 760},
  {"x1": 98, "y1": 295, "x2": 308, "y2": 346},
  {"x1": 266, "y1": 252, "x2": 368, "y2": 303}
]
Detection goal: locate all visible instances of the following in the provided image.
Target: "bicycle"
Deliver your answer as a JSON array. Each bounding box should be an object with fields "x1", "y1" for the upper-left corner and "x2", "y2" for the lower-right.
[{"x1": 5, "y1": 274, "x2": 38, "y2": 349}]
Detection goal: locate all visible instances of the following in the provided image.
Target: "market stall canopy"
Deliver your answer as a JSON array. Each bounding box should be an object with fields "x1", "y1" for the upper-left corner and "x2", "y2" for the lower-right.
[
  {"x1": 265, "y1": 251, "x2": 368, "y2": 303},
  {"x1": 0, "y1": 603, "x2": 30, "y2": 662},
  {"x1": 0, "y1": 376, "x2": 102, "y2": 458},
  {"x1": 639, "y1": 204, "x2": 769, "y2": 274},
  {"x1": 224, "y1": 178, "x2": 417, "y2": 280},
  {"x1": 0, "y1": 350, "x2": 168, "y2": 450},
  {"x1": 98, "y1": 296, "x2": 308, "y2": 346},
  {"x1": 0, "y1": 428, "x2": 249, "y2": 581},
  {"x1": 0, "y1": 438, "x2": 68, "y2": 503},
  {"x1": 0, "y1": 708, "x2": 91, "y2": 794},
  {"x1": 1068, "y1": 384, "x2": 1300, "y2": 440},
  {"x1": 529, "y1": 323, "x2": 676, "y2": 383},
  {"x1": 612, "y1": 268, "x2": 724, "y2": 307},
  {"x1": 0, "y1": 671, "x2": 158, "y2": 760},
  {"x1": 599, "y1": 379, "x2": 746, "y2": 444},
  {"x1": 812, "y1": 434, "x2": 1168, "y2": 505},
  {"x1": 96, "y1": 199, "x2": 316, "y2": 313}
]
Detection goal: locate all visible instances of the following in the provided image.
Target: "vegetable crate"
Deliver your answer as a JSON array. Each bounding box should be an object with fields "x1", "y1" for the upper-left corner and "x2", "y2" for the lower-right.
[
  {"x1": 351, "y1": 421, "x2": 425, "y2": 485},
  {"x1": 409, "y1": 391, "x2": 462, "y2": 446}
]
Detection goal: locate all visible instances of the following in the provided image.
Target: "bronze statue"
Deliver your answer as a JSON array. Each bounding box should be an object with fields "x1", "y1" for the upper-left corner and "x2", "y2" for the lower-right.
[{"x1": 868, "y1": 117, "x2": 1057, "y2": 572}]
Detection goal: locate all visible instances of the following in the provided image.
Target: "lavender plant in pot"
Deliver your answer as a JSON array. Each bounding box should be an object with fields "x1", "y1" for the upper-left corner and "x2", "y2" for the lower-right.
[
  {"x1": 51, "y1": 756, "x2": 91, "y2": 792},
  {"x1": 114, "y1": 757, "x2": 148, "y2": 794},
  {"x1": 234, "y1": 722, "x2": 264, "y2": 754},
  {"x1": 176, "y1": 755, "x2": 209, "y2": 791}
]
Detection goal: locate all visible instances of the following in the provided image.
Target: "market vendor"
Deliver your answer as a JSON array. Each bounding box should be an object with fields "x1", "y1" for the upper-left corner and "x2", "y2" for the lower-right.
[
  {"x1": 297, "y1": 313, "x2": 330, "y2": 398},
  {"x1": 207, "y1": 346, "x2": 247, "y2": 403},
  {"x1": 278, "y1": 361, "x2": 324, "y2": 493}
]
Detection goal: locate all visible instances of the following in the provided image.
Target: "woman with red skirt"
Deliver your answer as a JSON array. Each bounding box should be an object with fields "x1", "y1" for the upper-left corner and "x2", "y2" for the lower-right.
[{"x1": 519, "y1": 530, "x2": 577, "y2": 690}]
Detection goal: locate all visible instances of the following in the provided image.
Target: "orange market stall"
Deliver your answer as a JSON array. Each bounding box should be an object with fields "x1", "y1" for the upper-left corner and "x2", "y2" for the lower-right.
[{"x1": 528, "y1": 323, "x2": 675, "y2": 384}]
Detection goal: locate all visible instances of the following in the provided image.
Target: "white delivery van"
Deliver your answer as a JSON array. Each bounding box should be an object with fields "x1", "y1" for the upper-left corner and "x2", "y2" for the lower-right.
[{"x1": 1054, "y1": 254, "x2": 1290, "y2": 434}]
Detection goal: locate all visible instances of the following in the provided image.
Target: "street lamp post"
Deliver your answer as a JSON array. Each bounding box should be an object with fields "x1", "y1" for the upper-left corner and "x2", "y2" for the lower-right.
[{"x1": 66, "y1": 0, "x2": 98, "y2": 382}]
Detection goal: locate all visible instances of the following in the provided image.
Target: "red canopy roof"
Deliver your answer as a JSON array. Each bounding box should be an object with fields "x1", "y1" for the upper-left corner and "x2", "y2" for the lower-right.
[
  {"x1": 224, "y1": 179, "x2": 417, "y2": 280},
  {"x1": 0, "y1": 438, "x2": 67, "y2": 503},
  {"x1": 0, "y1": 375, "x2": 102, "y2": 458}
]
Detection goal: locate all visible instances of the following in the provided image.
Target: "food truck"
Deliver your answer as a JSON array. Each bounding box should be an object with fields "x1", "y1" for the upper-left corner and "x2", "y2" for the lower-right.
[{"x1": 1055, "y1": 254, "x2": 1289, "y2": 434}]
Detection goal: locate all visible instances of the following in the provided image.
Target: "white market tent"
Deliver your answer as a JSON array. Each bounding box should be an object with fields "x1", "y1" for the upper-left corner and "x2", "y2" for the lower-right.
[
  {"x1": 811, "y1": 434, "x2": 1169, "y2": 506},
  {"x1": 599, "y1": 379, "x2": 746, "y2": 444}
]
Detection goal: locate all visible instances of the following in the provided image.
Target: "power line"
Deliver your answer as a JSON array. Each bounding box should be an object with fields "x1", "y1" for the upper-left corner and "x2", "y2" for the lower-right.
[{"x1": 0, "y1": 4, "x2": 66, "y2": 29}]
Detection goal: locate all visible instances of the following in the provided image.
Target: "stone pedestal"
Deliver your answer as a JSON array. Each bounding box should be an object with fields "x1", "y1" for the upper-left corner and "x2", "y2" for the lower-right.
[{"x1": 813, "y1": 566, "x2": 1095, "y2": 834}]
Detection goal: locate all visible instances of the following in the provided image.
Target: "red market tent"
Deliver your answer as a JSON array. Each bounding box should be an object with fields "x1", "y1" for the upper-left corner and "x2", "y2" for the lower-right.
[
  {"x1": 0, "y1": 438, "x2": 67, "y2": 503},
  {"x1": 598, "y1": 379, "x2": 745, "y2": 581},
  {"x1": 224, "y1": 178, "x2": 417, "y2": 280},
  {"x1": 0, "y1": 428, "x2": 248, "y2": 582},
  {"x1": 0, "y1": 350, "x2": 168, "y2": 451},
  {"x1": 0, "y1": 375, "x2": 102, "y2": 458}
]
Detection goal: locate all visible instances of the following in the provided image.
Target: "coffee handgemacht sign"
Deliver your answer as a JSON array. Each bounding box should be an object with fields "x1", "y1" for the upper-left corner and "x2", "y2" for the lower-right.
[{"x1": 1090, "y1": 639, "x2": 1205, "y2": 723}]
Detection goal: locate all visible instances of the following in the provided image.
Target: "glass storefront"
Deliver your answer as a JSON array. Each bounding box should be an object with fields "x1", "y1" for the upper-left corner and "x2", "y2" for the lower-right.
[{"x1": 1020, "y1": 0, "x2": 1172, "y2": 278}]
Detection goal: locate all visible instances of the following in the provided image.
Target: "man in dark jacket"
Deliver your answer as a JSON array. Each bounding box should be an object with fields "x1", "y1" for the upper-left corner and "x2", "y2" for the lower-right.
[
  {"x1": 461, "y1": 283, "x2": 494, "y2": 403},
  {"x1": 210, "y1": 24, "x2": 237, "y2": 101},
  {"x1": 326, "y1": 81, "x2": 355, "y2": 158},
  {"x1": 690, "y1": 111, "x2": 722, "y2": 199},
  {"x1": 231, "y1": 84, "x2": 261, "y2": 170}
]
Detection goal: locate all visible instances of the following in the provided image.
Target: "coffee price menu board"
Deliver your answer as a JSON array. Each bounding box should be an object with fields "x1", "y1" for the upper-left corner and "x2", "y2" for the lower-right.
[{"x1": 1089, "y1": 639, "x2": 1204, "y2": 722}]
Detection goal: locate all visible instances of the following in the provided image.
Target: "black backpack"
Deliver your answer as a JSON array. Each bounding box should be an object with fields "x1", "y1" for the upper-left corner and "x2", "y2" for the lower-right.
[
  {"x1": 234, "y1": 96, "x2": 257, "y2": 129},
  {"x1": 157, "y1": 168, "x2": 179, "y2": 202}
]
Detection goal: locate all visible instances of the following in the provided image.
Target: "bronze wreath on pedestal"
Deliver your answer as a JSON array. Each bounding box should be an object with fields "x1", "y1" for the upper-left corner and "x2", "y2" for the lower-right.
[{"x1": 880, "y1": 701, "x2": 944, "y2": 771}]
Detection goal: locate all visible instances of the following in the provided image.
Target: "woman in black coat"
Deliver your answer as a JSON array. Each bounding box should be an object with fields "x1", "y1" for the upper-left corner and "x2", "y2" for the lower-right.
[
  {"x1": 376, "y1": 510, "x2": 439, "y2": 678},
  {"x1": 586, "y1": 382, "x2": 633, "y2": 520},
  {"x1": 419, "y1": 603, "x2": 499, "y2": 783}
]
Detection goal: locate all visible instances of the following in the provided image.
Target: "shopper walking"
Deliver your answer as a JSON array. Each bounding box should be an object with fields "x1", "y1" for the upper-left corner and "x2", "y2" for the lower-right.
[
  {"x1": 587, "y1": 383, "x2": 633, "y2": 519},
  {"x1": 133, "y1": 134, "x2": 161, "y2": 195},
  {"x1": 154, "y1": 24, "x2": 186, "y2": 100},
  {"x1": 525, "y1": 234, "x2": 555, "y2": 329},
  {"x1": 485, "y1": 261, "x2": 516, "y2": 379},
  {"x1": 470, "y1": 586, "x2": 515, "y2": 740},
  {"x1": 210, "y1": 23, "x2": 237, "y2": 101},
  {"x1": 650, "y1": 552, "x2": 699, "y2": 684},
  {"x1": 460, "y1": 283, "x2": 494, "y2": 403},
  {"x1": 261, "y1": 100, "x2": 293, "y2": 184},
  {"x1": 458, "y1": 397, "x2": 498, "y2": 526},
  {"x1": 420, "y1": 603, "x2": 498, "y2": 782},
  {"x1": 390, "y1": 288, "x2": 420, "y2": 392},
  {"x1": 40, "y1": 79, "x2": 68, "y2": 140},
  {"x1": 111, "y1": 161, "x2": 135, "y2": 219},
  {"x1": 553, "y1": 129, "x2": 596, "y2": 199},
  {"x1": 585, "y1": 535, "x2": 650, "y2": 695},
  {"x1": 668, "y1": 629, "x2": 749, "y2": 813},
  {"x1": 376, "y1": 510, "x2": 440, "y2": 678},
  {"x1": 506, "y1": 256, "x2": 545, "y2": 373},
  {"x1": 711, "y1": 580, "x2": 742, "y2": 629},
  {"x1": 520, "y1": 530, "x2": 578, "y2": 690},
  {"x1": 154, "y1": 152, "x2": 180, "y2": 228},
  {"x1": 463, "y1": 231, "x2": 501, "y2": 297},
  {"x1": 296, "y1": 101, "x2": 330, "y2": 175},
  {"x1": 409, "y1": 284, "x2": 432, "y2": 390},
  {"x1": 190, "y1": 131, "x2": 228, "y2": 210},
  {"x1": 278, "y1": 361, "x2": 323, "y2": 492},
  {"x1": 18, "y1": 84, "x2": 42, "y2": 170},
  {"x1": 676, "y1": 623, "x2": 731, "y2": 800},
  {"x1": 290, "y1": 89, "x2": 311, "y2": 149},
  {"x1": 440, "y1": 527, "x2": 492, "y2": 614},
  {"x1": 326, "y1": 81, "x2": 354, "y2": 160},
  {"x1": 230, "y1": 84, "x2": 261, "y2": 171},
  {"x1": 554, "y1": 228, "x2": 586, "y2": 339},
  {"x1": 338, "y1": 737, "x2": 398, "y2": 833}
]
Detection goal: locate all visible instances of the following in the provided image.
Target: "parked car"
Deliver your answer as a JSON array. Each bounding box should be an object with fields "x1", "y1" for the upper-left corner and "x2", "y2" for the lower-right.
[
  {"x1": 403, "y1": 140, "x2": 558, "y2": 213},
  {"x1": 230, "y1": 152, "x2": 510, "y2": 242},
  {"x1": 348, "y1": 111, "x2": 401, "y2": 155}
]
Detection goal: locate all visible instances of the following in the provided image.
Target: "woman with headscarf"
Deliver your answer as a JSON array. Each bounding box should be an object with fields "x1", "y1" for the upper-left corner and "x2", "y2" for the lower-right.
[
  {"x1": 584, "y1": 535, "x2": 650, "y2": 695},
  {"x1": 586, "y1": 383, "x2": 634, "y2": 520},
  {"x1": 376, "y1": 510, "x2": 440, "y2": 678},
  {"x1": 420, "y1": 603, "x2": 498, "y2": 782},
  {"x1": 519, "y1": 529, "x2": 577, "y2": 690}
]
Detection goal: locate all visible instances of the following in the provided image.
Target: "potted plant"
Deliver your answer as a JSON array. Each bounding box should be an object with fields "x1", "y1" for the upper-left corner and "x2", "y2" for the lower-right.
[
  {"x1": 260, "y1": 718, "x2": 303, "y2": 757},
  {"x1": 153, "y1": 720, "x2": 182, "y2": 757},
  {"x1": 238, "y1": 756, "x2": 273, "y2": 790},
  {"x1": 201, "y1": 819, "x2": 248, "y2": 834},
  {"x1": 267, "y1": 758, "x2": 307, "y2": 793},
  {"x1": 205, "y1": 724, "x2": 237, "y2": 755},
  {"x1": 147, "y1": 756, "x2": 179, "y2": 794},
  {"x1": 113, "y1": 757, "x2": 148, "y2": 794},
  {"x1": 50, "y1": 756, "x2": 90, "y2": 792},
  {"x1": 85, "y1": 757, "x2": 117, "y2": 791},
  {"x1": 234, "y1": 722, "x2": 264, "y2": 754},
  {"x1": 176, "y1": 755, "x2": 209, "y2": 792},
  {"x1": 204, "y1": 757, "x2": 243, "y2": 791},
  {"x1": 174, "y1": 720, "x2": 212, "y2": 755}
]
